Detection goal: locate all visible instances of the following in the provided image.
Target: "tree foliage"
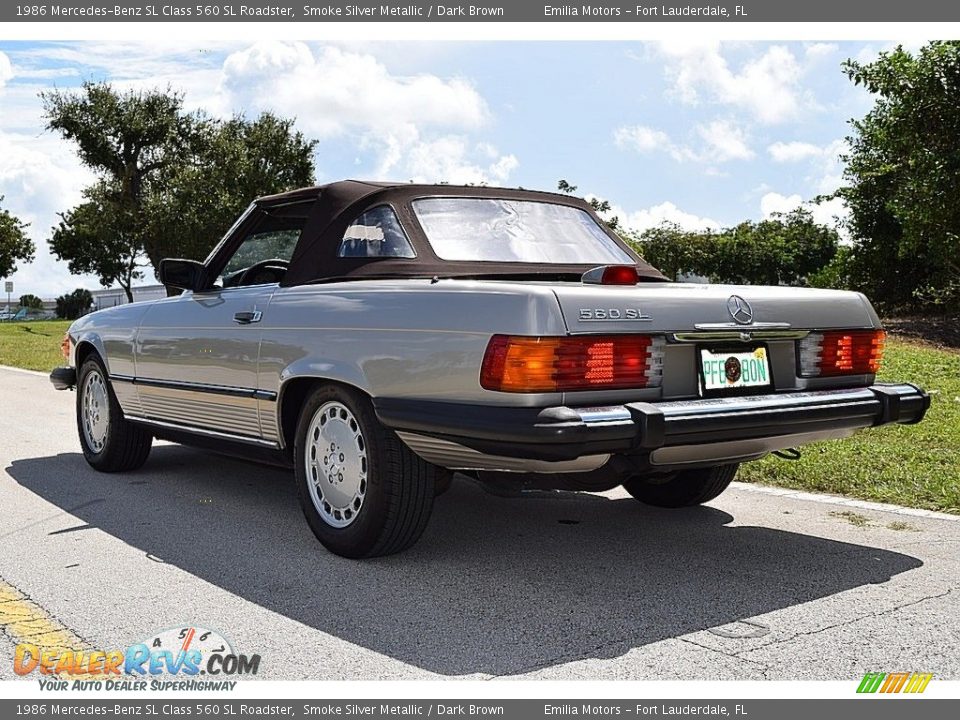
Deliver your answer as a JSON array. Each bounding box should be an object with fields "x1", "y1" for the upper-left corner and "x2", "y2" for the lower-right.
[
  {"x1": 555, "y1": 180, "x2": 838, "y2": 286},
  {"x1": 50, "y1": 182, "x2": 146, "y2": 302},
  {"x1": 43, "y1": 83, "x2": 316, "y2": 295},
  {"x1": 629, "y1": 209, "x2": 839, "y2": 286},
  {"x1": 839, "y1": 41, "x2": 960, "y2": 310},
  {"x1": 19, "y1": 294, "x2": 43, "y2": 309},
  {"x1": 143, "y1": 112, "x2": 316, "y2": 265},
  {"x1": 55, "y1": 288, "x2": 93, "y2": 320},
  {"x1": 0, "y1": 196, "x2": 35, "y2": 279}
]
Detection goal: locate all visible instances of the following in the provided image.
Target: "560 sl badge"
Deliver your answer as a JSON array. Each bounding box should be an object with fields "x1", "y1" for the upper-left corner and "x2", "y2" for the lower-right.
[{"x1": 578, "y1": 308, "x2": 653, "y2": 321}]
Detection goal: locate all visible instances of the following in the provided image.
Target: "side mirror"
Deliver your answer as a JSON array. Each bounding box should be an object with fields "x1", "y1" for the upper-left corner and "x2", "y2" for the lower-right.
[{"x1": 158, "y1": 258, "x2": 209, "y2": 292}]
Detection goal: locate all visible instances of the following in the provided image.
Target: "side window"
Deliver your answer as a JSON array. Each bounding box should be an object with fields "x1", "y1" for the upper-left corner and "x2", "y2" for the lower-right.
[
  {"x1": 219, "y1": 202, "x2": 311, "y2": 287},
  {"x1": 338, "y1": 206, "x2": 415, "y2": 258},
  {"x1": 223, "y1": 228, "x2": 301, "y2": 277}
]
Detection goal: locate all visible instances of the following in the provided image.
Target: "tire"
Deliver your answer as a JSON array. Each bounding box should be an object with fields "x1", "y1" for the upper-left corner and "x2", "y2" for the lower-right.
[
  {"x1": 622, "y1": 463, "x2": 739, "y2": 508},
  {"x1": 76, "y1": 355, "x2": 152, "y2": 472},
  {"x1": 294, "y1": 384, "x2": 436, "y2": 558}
]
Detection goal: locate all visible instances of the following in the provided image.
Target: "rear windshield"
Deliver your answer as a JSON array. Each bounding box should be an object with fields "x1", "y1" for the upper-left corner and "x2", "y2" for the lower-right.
[{"x1": 411, "y1": 198, "x2": 636, "y2": 265}]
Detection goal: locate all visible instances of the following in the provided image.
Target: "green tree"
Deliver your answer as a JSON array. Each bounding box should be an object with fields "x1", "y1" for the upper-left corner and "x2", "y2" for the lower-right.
[
  {"x1": 629, "y1": 210, "x2": 839, "y2": 286},
  {"x1": 629, "y1": 223, "x2": 719, "y2": 280},
  {"x1": 50, "y1": 182, "x2": 146, "y2": 303},
  {"x1": 839, "y1": 41, "x2": 960, "y2": 310},
  {"x1": 19, "y1": 294, "x2": 43, "y2": 309},
  {"x1": 55, "y1": 288, "x2": 93, "y2": 320},
  {"x1": 143, "y1": 112, "x2": 316, "y2": 264},
  {"x1": 712, "y1": 210, "x2": 839, "y2": 286},
  {"x1": 43, "y1": 83, "x2": 316, "y2": 295},
  {"x1": 0, "y1": 196, "x2": 35, "y2": 279}
]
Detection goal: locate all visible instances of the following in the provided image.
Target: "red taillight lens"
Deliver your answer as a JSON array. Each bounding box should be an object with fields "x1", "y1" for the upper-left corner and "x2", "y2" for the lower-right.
[
  {"x1": 480, "y1": 334, "x2": 664, "y2": 392},
  {"x1": 798, "y1": 330, "x2": 885, "y2": 377},
  {"x1": 600, "y1": 266, "x2": 640, "y2": 285}
]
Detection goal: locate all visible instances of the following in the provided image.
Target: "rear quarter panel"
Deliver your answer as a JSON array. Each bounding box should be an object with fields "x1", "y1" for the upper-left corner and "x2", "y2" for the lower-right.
[{"x1": 259, "y1": 280, "x2": 568, "y2": 409}]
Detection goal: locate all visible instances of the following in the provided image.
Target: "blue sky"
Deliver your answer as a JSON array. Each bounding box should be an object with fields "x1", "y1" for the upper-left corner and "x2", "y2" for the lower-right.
[{"x1": 0, "y1": 40, "x2": 906, "y2": 297}]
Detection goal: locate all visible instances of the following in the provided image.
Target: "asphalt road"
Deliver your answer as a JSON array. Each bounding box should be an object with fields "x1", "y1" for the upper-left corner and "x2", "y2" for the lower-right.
[{"x1": 1, "y1": 365, "x2": 958, "y2": 681}]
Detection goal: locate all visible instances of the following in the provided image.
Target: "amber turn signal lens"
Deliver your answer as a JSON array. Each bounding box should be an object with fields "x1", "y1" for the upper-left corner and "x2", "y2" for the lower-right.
[
  {"x1": 60, "y1": 333, "x2": 72, "y2": 361},
  {"x1": 480, "y1": 334, "x2": 663, "y2": 392}
]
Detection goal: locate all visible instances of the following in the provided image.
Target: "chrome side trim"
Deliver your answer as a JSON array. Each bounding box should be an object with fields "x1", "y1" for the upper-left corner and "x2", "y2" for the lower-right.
[
  {"x1": 396, "y1": 432, "x2": 610, "y2": 473},
  {"x1": 125, "y1": 415, "x2": 281, "y2": 449},
  {"x1": 111, "y1": 374, "x2": 277, "y2": 401}
]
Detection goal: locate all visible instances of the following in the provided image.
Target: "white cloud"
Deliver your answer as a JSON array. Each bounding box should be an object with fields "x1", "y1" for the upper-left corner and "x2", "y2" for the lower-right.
[
  {"x1": 219, "y1": 42, "x2": 487, "y2": 139},
  {"x1": 613, "y1": 125, "x2": 672, "y2": 154},
  {"x1": 697, "y1": 119, "x2": 753, "y2": 161},
  {"x1": 804, "y1": 43, "x2": 838, "y2": 61},
  {"x1": 597, "y1": 197, "x2": 721, "y2": 233},
  {"x1": 0, "y1": 130, "x2": 100, "y2": 298},
  {"x1": 0, "y1": 51, "x2": 12, "y2": 88},
  {"x1": 219, "y1": 42, "x2": 499, "y2": 183},
  {"x1": 768, "y1": 141, "x2": 825, "y2": 163},
  {"x1": 656, "y1": 42, "x2": 812, "y2": 124},
  {"x1": 401, "y1": 135, "x2": 518, "y2": 185},
  {"x1": 760, "y1": 191, "x2": 848, "y2": 236},
  {"x1": 614, "y1": 119, "x2": 752, "y2": 164}
]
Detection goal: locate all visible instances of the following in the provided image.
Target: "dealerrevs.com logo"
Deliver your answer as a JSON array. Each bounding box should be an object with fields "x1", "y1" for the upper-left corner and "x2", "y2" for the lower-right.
[
  {"x1": 14, "y1": 626, "x2": 260, "y2": 691},
  {"x1": 857, "y1": 672, "x2": 933, "y2": 694}
]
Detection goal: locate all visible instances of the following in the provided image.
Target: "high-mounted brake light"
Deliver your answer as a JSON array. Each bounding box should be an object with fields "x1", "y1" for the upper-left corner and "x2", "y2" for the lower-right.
[
  {"x1": 798, "y1": 330, "x2": 885, "y2": 377},
  {"x1": 581, "y1": 265, "x2": 640, "y2": 286},
  {"x1": 480, "y1": 334, "x2": 664, "y2": 392}
]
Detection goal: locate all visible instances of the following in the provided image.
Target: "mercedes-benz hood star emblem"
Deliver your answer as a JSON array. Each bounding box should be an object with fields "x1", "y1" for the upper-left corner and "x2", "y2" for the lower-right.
[{"x1": 727, "y1": 295, "x2": 754, "y2": 325}]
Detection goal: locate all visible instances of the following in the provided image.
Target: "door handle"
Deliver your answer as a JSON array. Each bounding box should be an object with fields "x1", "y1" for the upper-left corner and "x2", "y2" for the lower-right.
[{"x1": 233, "y1": 310, "x2": 262, "y2": 325}]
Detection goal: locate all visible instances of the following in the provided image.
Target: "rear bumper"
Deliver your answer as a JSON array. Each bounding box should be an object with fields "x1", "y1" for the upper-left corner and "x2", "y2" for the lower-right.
[
  {"x1": 374, "y1": 383, "x2": 930, "y2": 463},
  {"x1": 49, "y1": 367, "x2": 77, "y2": 390}
]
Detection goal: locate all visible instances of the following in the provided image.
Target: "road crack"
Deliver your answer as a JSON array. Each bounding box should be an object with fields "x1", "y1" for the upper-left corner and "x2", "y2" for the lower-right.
[{"x1": 734, "y1": 586, "x2": 956, "y2": 655}]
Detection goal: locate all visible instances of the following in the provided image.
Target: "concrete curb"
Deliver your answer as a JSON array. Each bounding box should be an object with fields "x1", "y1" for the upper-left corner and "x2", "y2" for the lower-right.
[
  {"x1": 732, "y1": 481, "x2": 960, "y2": 521},
  {"x1": 0, "y1": 364, "x2": 48, "y2": 377}
]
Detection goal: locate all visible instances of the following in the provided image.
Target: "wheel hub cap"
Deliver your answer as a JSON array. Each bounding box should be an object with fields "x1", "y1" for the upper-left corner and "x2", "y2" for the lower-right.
[
  {"x1": 305, "y1": 401, "x2": 367, "y2": 529},
  {"x1": 81, "y1": 370, "x2": 109, "y2": 453}
]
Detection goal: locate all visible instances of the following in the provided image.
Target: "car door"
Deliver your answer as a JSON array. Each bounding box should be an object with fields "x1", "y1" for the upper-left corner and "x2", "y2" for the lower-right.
[{"x1": 133, "y1": 202, "x2": 309, "y2": 441}]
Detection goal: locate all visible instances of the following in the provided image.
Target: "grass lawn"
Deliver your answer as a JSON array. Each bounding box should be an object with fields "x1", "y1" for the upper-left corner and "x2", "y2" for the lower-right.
[
  {"x1": 739, "y1": 338, "x2": 960, "y2": 514},
  {"x1": 1, "y1": 321, "x2": 957, "y2": 512},
  {"x1": 0, "y1": 320, "x2": 71, "y2": 372}
]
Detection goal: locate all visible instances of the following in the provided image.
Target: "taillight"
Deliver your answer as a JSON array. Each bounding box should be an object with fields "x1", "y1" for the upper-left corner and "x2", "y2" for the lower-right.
[
  {"x1": 60, "y1": 333, "x2": 72, "y2": 361},
  {"x1": 798, "y1": 330, "x2": 885, "y2": 377},
  {"x1": 480, "y1": 334, "x2": 664, "y2": 392}
]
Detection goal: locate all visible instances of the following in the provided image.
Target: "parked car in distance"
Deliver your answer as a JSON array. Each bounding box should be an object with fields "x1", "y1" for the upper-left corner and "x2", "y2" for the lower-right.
[
  {"x1": 49, "y1": 181, "x2": 930, "y2": 558},
  {"x1": 12, "y1": 308, "x2": 56, "y2": 321}
]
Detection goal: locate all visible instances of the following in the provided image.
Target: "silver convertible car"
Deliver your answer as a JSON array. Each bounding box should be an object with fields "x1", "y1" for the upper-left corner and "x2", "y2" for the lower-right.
[{"x1": 50, "y1": 181, "x2": 929, "y2": 558}]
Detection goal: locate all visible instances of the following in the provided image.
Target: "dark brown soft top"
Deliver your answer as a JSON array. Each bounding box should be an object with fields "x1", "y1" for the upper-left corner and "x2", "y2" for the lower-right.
[{"x1": 261, "y1": 180, "x2": 666, "y2": 286}]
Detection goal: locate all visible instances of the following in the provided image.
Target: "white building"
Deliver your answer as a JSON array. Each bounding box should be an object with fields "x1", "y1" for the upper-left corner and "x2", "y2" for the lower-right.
[{"x1": 90, "y1": 284, "x2": 168, "y2": 311}]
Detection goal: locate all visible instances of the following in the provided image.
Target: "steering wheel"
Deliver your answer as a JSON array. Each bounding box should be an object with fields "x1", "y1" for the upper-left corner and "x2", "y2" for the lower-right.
[{"x1": 236, "y1": 258, "x2": 290, "y2": 287}]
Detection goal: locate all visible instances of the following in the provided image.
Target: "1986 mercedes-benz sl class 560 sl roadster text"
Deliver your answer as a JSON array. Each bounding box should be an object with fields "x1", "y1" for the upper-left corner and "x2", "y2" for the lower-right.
[{"x1": 49, "y1": 181, "x2": 930, "y2": 558}]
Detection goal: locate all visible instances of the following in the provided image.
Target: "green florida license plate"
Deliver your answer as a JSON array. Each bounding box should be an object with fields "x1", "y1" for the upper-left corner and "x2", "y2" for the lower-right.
[{"x1": 699, "y1": 346, "x2": 771, "y2": 393}]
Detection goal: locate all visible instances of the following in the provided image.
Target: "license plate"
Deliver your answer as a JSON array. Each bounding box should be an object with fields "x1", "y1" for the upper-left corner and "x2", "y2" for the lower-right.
[{"x1": 699, "y1": 346, "x2": 772, "y2": 393}]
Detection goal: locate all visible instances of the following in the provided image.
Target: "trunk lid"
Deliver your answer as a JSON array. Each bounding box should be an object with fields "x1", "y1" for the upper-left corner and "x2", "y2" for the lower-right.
[{"x1": 550, "y1": 283, "x2": 880, "y2": 335}]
